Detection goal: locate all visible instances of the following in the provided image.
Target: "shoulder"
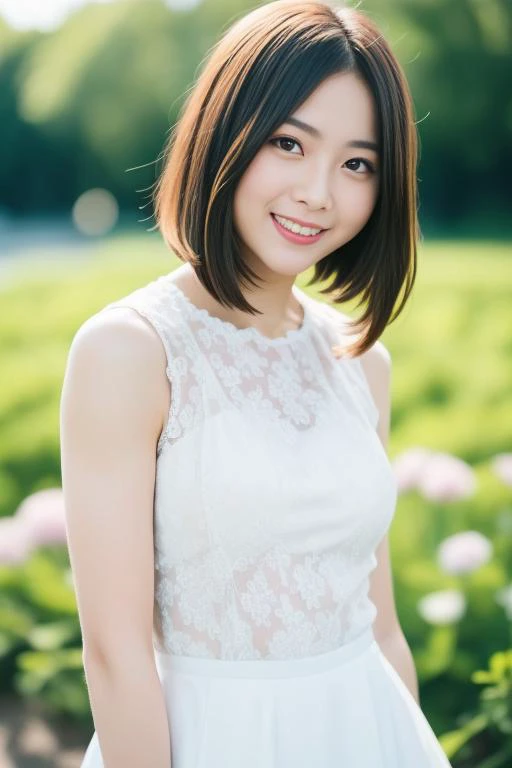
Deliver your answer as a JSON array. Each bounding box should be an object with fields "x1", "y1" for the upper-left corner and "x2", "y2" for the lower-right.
[
  {"x1": 71, "y1": 307, "x2": 168, "y2": 374},
  {"x1": 75, "y1": 270, "x2": 182, "y2": 368},
  {"x1": 358, "y1": 340, "x2": 392, "y2": 442},
  {"x1": 62, "y1": 309, "x2": 169, "y2": 441},
  {"x1": 359, "y1": 339, "x2": 392, "y2": 378},
  {"x1": 303, "y1": 295, "x2": 391, "y2": 432}
]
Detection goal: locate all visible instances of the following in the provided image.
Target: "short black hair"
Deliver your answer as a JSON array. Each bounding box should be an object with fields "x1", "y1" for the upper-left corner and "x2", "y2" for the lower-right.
[{"x1": 153, "y1": 0, "x2": 418, "y2": 357}]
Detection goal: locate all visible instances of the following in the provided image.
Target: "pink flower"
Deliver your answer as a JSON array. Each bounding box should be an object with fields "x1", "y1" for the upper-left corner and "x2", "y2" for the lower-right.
[
  {"x1": 0, "y1": 517, "x2": 33, "y2": 565},
  {"x1": 392, "y1": 447, "x2": 435, "y2": 493},
  {"x1": 417, "y1": 452, "x2": 476, "y2": 502},
  {"x1": 491, "y1": 454, "x2": 512, "y2": 487},
  {"x1": 417, "y1": 589, "x2": 466, "y2": 625},
  {"x1": 15, "y1": 488, "x2": 67, "y2": 549},
  {"x1": 437, "y1": 531, "x2": 493, "y2": 575}
]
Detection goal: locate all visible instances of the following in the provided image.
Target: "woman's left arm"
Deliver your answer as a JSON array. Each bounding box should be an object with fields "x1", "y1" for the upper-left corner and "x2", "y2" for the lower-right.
[
  {"x1": 376, "y1": 619, "x2": 420, "y2": 705},
  {"x1": 360, "y1": 341, "x2": 420, "y2": 706}
]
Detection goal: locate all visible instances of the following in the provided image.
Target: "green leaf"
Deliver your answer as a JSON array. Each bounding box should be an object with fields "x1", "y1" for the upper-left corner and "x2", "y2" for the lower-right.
[
  {"x1": 27, "y1": 618, "x2": 79, "y2": 651},
  {"x1": 439, "y1": 713, "x2": 489, "y2": 758}
]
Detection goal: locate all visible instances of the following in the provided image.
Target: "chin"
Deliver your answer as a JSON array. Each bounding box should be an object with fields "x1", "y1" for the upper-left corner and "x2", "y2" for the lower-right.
[{"x1": 261, "y1": 256, "x2": 313, "y2": 278}]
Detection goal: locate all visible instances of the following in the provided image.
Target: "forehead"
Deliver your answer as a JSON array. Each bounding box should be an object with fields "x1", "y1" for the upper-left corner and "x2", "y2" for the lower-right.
[{"x1": 285, "y1": 72, "x2": 378, "y2": 143}]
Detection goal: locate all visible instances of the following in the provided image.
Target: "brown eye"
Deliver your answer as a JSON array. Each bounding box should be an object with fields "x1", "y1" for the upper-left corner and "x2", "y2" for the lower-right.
[
  {"x1": 345, "y1": 158, "x2": 375, "y2": 174},
  {"x1": 269, "y1": 136, "x2": 303, "y2": 154}
]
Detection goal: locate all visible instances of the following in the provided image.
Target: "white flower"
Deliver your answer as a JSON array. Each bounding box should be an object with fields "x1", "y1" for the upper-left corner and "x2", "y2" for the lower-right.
[
  {"x1": 437, "y1": 531, "x2": 493, "y2": 575},
  {"x1": 417, "y1": 589, "x2": 466, "y2": 625},
  {"x1": 417, "y1": 452, "x2": 476, "y2": 502},
  {"x1": 495, "y1": 584, "x2": 512, "y2": 620},
  {"x1": 491, "y1": 454, "x2": 512, "y2": 487},
  {"x1": 0, "y1": 488, "x2": 68, "y2": 566},
  {"x1": 15, "y1": 488, "x2": 67, "y2": 548},
  {"x1": 0, "y1": 517, "x2": 33, "y2": 565},
  {"x1": 392, "y1": 447, "x2": 435, "y2": 493}
]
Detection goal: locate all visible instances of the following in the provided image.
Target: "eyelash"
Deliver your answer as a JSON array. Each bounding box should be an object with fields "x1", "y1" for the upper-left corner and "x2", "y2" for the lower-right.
[{"x1": 268, "y1": 135, "x2": 376, "y2": 174}]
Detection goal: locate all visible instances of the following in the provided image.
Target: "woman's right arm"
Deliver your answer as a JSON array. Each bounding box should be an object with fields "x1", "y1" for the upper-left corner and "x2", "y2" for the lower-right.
[{"x1": 60, "y1": 308, "x2": 172, "y2": 767}]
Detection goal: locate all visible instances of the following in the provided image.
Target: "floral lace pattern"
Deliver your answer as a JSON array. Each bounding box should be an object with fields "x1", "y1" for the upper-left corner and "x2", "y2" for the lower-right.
[{"x1": 100, "y1": 272, "x2": 397, "y2": 660}]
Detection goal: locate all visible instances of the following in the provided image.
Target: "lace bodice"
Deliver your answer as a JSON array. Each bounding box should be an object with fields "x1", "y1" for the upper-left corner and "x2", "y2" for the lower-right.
[{"x1": 99, "y1": 271, "x2": 398, "y2": 660}]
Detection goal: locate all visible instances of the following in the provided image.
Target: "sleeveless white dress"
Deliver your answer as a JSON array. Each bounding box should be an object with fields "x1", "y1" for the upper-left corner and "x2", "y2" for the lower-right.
[{"x1": 80, "y1": 271, "x2": 452, "y2": 767}]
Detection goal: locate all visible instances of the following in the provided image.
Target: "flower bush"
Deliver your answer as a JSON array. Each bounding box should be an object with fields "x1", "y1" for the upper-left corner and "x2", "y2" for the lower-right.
[
  {"x1": 0, "y1": 491, "x2": 88, "y2": 719},
  {"x1": 391, "y1": 447, "x2": 512, "y2": 766}
]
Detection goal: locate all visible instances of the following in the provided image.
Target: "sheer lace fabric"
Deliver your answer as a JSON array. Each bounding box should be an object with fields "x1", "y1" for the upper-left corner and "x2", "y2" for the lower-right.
[{"x1": 100, "y1": 273, "x2": 397, "y2": 660}]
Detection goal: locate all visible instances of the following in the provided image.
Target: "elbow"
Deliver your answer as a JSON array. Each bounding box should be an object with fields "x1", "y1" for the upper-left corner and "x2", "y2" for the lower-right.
[
  {"x1": 373, "y1": 619, "x2": 404, "y2": 649},
  {"x1": 83, "y1": 638, "x2": 155, "y2": 674}
]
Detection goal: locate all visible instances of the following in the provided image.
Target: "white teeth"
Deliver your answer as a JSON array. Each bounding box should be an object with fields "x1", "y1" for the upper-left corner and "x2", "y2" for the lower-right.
[{"x1": 274, "y1": 214, "x2": 321, "y2": 236}]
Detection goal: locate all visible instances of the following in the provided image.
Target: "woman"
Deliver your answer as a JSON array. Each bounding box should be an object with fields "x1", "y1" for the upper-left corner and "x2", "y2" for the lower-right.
[{"x1": 60, "y1": 1, "x2": 452, "y2": 765}]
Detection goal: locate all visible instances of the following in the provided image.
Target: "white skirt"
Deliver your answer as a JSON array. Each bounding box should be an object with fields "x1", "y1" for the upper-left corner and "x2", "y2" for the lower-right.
[{"x1": 81, "y1": 626, "x2": 452, "y2": 767}]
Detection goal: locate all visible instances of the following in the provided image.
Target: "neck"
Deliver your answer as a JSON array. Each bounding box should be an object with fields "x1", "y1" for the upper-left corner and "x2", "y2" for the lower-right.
[{"x1": 179, "y1": 264, "x2": 304, "y2": 338}]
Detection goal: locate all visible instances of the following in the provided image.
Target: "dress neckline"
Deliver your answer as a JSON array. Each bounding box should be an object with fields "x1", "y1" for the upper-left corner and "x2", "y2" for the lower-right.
[{"x1": 166, "y1": 277, "x2": 312, "y2": 347}]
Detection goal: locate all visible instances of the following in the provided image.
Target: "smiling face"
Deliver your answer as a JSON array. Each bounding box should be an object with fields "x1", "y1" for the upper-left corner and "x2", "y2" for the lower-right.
[{"x1": 232, "y1": 70, "x2": 380, "y2": 282}]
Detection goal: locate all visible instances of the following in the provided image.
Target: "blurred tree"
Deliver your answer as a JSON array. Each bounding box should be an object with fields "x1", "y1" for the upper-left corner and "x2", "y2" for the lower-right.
[
  {"x1": 376, "y1": 0, "x2": 512, "y2": 226},
  {"x1": 0, "y1": 0, "x2": 510, "y2": 231}
]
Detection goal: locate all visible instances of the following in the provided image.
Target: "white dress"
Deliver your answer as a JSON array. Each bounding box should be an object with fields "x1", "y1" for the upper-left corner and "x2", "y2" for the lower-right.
[{"x1": 80, "y1": 271, "x2": 452, "y2": 767}]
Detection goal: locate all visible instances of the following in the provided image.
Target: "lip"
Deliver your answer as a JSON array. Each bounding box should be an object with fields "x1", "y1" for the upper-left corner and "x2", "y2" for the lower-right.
[
  {"x1": 271, "y1": 213, "x2": 326, "y2": 245},
  {"x1": 272, "y1": 213, "x2": 327, "y2": 230}
]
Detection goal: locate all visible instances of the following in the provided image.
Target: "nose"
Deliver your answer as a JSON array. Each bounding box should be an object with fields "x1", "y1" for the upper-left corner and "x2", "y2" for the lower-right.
[{"x1": 292, "y1": 163, "x2": 333, "y2": 211}]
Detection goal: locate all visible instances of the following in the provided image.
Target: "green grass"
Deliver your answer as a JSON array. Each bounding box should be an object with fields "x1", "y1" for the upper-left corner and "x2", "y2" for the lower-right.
[
  {"x1": 1, "y1": 234, "x2": 510, "y2": 511},
  {"x1": 0, "y1": 234, "x2": 511, "y2": 747}
]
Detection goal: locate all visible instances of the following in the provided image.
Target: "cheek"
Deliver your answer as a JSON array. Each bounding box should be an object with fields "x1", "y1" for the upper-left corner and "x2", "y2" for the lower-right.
[
  {"x1": 235, "y1": 153, "x2": 277, "y2": 206},
  {"x1": 233, "y1": 169, "x2": 259, "y2": 227},
  {"x1": 342, "y1": 180, "x2": 379, "y2": 229}
]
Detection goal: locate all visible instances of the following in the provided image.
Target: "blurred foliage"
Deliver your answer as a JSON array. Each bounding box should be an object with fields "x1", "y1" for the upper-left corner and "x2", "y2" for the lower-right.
[
  {"x1": 0, "y1": 0, "x2": 510, "y2": 231},
  {"x1": 0, "y1": 236, "x2": 510, "y2": 522},
  {"x1": 440, "y1": 649, "x2": 512, "y2": 767},
  {"x1": 364, "y1": 0, "x2": 512, "y2": 228},
  {"x1": 0, "y1": 237, "x2": 511, "y2": 767}
]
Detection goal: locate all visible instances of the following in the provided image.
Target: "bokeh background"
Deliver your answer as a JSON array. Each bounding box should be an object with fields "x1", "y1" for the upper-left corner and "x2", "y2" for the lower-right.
[{"x1": 0, "y1": 0, "x2": 511, "y2": 766}]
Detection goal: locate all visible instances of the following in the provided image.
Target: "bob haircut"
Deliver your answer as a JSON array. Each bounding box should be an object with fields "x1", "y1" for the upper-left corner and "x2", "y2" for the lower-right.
[{"x1": 153, "y1": 0, "x2": 418, "y2": 358}]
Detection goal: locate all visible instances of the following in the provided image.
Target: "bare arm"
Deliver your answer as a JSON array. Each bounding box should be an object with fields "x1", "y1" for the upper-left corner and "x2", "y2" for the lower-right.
[
  {"x1": 60, "y1": 308, "x2": 172, "y2": 766},
  {"x1": 361, "y1": 342, "x2": 420, "y2": 705}
]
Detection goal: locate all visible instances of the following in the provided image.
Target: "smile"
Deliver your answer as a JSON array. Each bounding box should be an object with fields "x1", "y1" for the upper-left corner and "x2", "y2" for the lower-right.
[{"x1": 271, "y1": 214, "x2": 326, "y2": 245}]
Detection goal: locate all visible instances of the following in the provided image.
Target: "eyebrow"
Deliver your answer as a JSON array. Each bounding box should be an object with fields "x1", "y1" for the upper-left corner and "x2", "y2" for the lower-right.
[{"x1": 282, "y1": 116, "x2": 379, "y2": 153}]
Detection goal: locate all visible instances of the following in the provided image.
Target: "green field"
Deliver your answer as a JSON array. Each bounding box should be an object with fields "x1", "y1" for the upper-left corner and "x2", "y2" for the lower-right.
[{"x1": 0, "y1": 235, "x2": 511, "y2": 765}]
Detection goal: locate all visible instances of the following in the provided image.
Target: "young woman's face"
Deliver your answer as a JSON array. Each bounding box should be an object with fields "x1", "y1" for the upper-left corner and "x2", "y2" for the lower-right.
[{"x1": 233, "y1": 70, "x2": 380, "y2": 280}]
